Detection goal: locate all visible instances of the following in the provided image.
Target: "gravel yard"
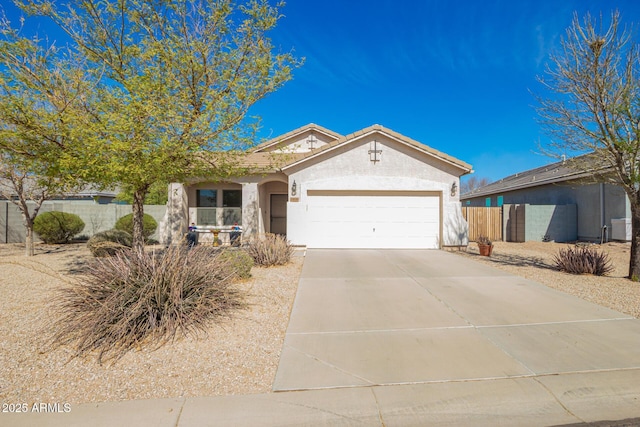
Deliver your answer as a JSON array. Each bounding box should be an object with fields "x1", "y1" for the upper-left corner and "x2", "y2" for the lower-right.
[
  {"x1": 1, "y1": 240, "x2": 639, "y2": 406},
  {"x1": 0, "y1": 243, "x2": 302, "y2": 405},
  {"x1": 454, "y1": 240, "x2": 640, "y2": 319}
]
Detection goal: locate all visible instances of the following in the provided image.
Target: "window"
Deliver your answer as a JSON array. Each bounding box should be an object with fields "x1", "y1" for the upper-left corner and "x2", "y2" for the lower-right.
[
  {"x1": 223, "y1": 190, "x2": 242, "y2": 207},
  {"x1": 497, "y1": 195, "x2": 504, "y2": 207},
  {"x1": 196, "y1": 189, "x2": 217, "y2": 207},
  {"x1": 485, "y1": 197, "x2": 491, "y2": 207}
]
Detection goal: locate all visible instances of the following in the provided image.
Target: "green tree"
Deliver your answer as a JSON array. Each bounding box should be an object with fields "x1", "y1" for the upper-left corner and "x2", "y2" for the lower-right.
[
  {"x1": 0, "y1": 23, "x2": 89, "y2": 256},
  {"x1": 16, "y1": 0, "x2": 300, "y2": 251},
  {"x1": 115, "y1": 181, "x2": 169, "y2": 205},
  {"x1": 537, "y1": 11, "x2": 640, "y2": 279}
]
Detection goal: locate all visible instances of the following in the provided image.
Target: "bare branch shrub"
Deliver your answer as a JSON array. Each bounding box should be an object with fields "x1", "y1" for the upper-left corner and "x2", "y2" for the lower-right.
[
  {"x1": 51, "y1": 245, "x2": 246, "y2": 364},
  {"x1": 553, "y1": 245, "x2": 614, "y2": 276},
  {"x1": 246, "y1": 233, "x2": 294, "y2": 267}
]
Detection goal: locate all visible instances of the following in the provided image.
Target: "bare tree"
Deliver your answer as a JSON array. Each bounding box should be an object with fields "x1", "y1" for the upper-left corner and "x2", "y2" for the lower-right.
[
  {"x1": 537, "y1": 11, "x2": 640, "y2": 279},
  {"x1": 460, "y1": 176, "x2": 492, "y2": 195}
]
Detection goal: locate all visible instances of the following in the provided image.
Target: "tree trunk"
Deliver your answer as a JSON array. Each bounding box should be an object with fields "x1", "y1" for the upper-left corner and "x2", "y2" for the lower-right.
[
  {"x1": 25, "y1": 225, "x2": 34, "y2": 257},
  {"x1": 131, "y1": 187, "x2": 148, "y2": 253},
  {"x1": 629, "y1": 202, "x2": 640, "y2": 281}
]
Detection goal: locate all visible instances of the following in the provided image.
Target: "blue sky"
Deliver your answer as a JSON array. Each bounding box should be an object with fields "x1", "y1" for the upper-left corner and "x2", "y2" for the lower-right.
[
  {"x1": 3, "y1": 1, "x2": 639, "y2": 183},
  {"x1": 249, "y1": 0, "x2": 640, "y2": 183}
]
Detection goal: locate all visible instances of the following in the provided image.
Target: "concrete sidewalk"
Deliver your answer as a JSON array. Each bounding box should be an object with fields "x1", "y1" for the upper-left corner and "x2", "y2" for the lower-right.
[{"x1": 4, "y1": 249, "x2": 640, "y2": 426}]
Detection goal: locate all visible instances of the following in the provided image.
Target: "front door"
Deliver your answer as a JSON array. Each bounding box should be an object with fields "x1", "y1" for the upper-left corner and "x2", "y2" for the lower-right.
[{"x1": 270, "y1": 194, "x2": 287, "y2": 235}]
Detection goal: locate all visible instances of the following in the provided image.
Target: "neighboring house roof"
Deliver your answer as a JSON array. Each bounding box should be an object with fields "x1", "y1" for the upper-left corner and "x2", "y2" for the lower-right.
[
  {"x1": 68, "y1": 185, "x2": 118, "y2": 199},
  {"x1": 253, "y1": 123, "x2": 343, "y2": 153},
  {"x1": 279, "y1": 124, "x2": 473, "y2": 173},
  {"x1": 0, "y1": 182, "x2": 118, "y2": 201},
  {"x1": 66, "y1": 191, "x2": 118, "y2": 199},
  {"x1": 461, "y1": 154, "x2": 607, "y2": 199}
]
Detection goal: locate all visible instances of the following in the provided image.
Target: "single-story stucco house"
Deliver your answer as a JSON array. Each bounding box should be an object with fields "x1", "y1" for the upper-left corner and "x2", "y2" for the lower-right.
[
  {"x1": 460, "y1": 158, "x2": 631, "y2": 242},
  {"x1": 161, "y1": 124, "x2": 473, "y2": 249}
]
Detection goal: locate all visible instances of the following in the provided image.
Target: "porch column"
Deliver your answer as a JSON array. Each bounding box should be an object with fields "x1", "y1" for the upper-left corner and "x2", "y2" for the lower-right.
[
  {"x1": 160, "y1": 183, "x2": 188, "y2": 245},
  {"x1": 241, "y1": 182, "x2": 259, "y2": 239}
]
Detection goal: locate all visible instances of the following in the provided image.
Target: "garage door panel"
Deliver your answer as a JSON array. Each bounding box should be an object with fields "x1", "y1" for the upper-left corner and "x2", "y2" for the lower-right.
[{"x1": 305, "y1": 193, "x2": 440, "y2": 249}]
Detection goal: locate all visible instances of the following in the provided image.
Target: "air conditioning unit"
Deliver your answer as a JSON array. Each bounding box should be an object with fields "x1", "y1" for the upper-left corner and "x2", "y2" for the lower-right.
[{"x1": 611, "y1": 218, "x2": 631, "y2": 241}]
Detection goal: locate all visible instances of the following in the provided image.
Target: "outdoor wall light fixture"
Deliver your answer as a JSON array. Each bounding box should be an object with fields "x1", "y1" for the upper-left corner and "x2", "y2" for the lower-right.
[
  {"x1": 291, "y1": 180, "x2": 297, "y2": 196},
  {"x1": 451, "y1": 182, "x2": 457, "y2": 196}
]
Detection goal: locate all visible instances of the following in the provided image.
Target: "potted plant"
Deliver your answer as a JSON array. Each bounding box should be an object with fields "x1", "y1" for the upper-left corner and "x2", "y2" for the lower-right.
[{"x1": 477, "y1": 235, "x2": 493, "y2": 256}]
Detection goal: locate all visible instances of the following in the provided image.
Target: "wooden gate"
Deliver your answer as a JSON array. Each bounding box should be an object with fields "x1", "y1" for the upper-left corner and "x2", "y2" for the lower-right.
[{"x1": 461, "y1": 206, "x2": 503, "y2": 242}]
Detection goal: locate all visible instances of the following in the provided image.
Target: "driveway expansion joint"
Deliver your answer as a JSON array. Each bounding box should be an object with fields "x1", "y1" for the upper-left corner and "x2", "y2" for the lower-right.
[
  {"x1": 476, "y1": 317, "x2": 636, "y2": 329},
  {"x1": 286, "y1": 325, "x2": 474, "y2": 335}
]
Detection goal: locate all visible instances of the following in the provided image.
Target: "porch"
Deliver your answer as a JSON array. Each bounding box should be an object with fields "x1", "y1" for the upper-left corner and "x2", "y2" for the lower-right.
[
  {"x1": 162, "y1": 177, "x2": 290, "y2": 246},
  {"x1": 188, "y1": 207, "x2": 243, "y2": 246}
]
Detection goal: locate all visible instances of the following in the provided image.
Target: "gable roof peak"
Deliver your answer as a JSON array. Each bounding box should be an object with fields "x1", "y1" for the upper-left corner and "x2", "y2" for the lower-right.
[{"x1": 253, "y1": 123, "x2": 343, "y2": 153}]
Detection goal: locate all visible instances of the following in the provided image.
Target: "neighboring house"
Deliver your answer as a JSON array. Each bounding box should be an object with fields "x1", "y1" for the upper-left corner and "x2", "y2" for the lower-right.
[
  {"x1": 162, "y1": 124, "x2": 473, "y2": 249},
  {"x1": 461, "y1": 159, "x2": 631, "y2": 242}
]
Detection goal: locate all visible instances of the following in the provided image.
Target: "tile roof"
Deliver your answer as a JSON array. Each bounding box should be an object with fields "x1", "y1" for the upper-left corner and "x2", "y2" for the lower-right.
[
  {"x1": 253, "y1": 123, "x2": 343, "y2": 152},
  {"x1": 203, "y1": 124, "x2": 471, "y2": 174},
  {"x1": 279, "y1": 124, "x2": 473, "y2": 172},
  {"x1": 241, "y1": 151, "x2": 305, "y2": 170}
]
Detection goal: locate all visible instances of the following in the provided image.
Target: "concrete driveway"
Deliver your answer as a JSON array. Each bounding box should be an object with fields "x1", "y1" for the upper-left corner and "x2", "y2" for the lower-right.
[{"x1": 273, "y1": 249, "x2": 640, "y2": 425}]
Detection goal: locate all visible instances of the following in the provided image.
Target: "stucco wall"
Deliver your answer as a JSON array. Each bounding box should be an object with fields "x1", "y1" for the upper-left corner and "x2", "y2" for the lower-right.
[
  {"x1": 464, "y1": 182, "x2": 629, "y2": 242},
  {"x1": 525, "y1": 204, "x2": 577, "y2": 242},
  {"x1": 503, "y1": 204, "x2": 577, "y2": 243},
  {"x1": 266, "y1": 130, "x2": 335, "y2": 153},
  {"x1": 0, "y1": 200, "x2": 166, "y2": 244},
  {"x1": 465, "y1": 182, "x2": 577, "y2": 207},
  {"x1": 284, "y1": 134, "x2": 467, "y2": 247},
  {"x1": 607, "y1": 186, "x2": 627, "y2": 236},
  {"x1": 574, "y1": 184, "x2": 628, "y2": 241}
]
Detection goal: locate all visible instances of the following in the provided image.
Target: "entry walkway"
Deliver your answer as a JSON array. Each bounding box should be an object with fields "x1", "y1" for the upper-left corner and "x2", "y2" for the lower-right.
[{"x1": 5, "y1": 249, "x2": 640, "y2": 426}]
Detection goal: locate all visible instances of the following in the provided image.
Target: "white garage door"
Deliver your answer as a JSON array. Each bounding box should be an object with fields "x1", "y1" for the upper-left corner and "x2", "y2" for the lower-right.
[{"x1": 305, "y1": 190, "x2": 441, "y2": 249}]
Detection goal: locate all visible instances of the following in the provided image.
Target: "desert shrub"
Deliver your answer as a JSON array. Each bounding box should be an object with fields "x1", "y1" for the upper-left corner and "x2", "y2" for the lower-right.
[
  {"x1": 87, "y1": 229, "x2": 133, "y2": 257},
  {"x1": 476, "y1": 235, "x2": 492, "y2": 245},
  {"x1": 52, "y1": 245, "x2": 246, "y2": 364},
  {"x1": 553, "y1": 245, "x2": 613, "y2": 276},
  {"x1": 33, "y1": 211, "x2": 85, "y2": 244},
  {"x1": 246, "y1": 233, "x2": 294, "y2": 267},
  {"x1": 218, "y1": 249, "x2": 254, "y2": 279},
  {"x1": 114, "y1": 213, "x2": 158, "y2": 240}
]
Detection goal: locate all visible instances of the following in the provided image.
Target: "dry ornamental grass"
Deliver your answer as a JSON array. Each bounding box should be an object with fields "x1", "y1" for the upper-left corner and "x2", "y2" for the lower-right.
[
  {"x1": 52, "y1": 245, "x2": 248, "y2": 365},
  {"x1": 0, "y1": 243, "x2": 302, "y2": 405}
]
